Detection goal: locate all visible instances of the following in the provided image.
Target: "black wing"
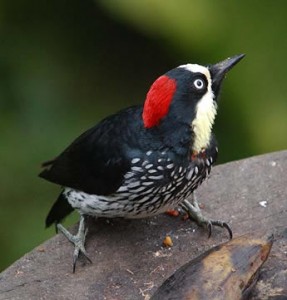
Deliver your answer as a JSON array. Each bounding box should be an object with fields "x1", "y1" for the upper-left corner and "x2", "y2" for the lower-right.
[
  {"x1": 39, "y1": 107, "x2": 141, "y2": 196},
  {"x1": 45, "y1": 192, "x2": 74, "y2": 227}
]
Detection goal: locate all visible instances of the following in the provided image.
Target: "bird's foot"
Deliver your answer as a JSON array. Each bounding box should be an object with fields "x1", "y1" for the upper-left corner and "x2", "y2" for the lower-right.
[
  {"x1": 180, "y1": 196, "x2": 232, "y2": 240},
  {"x1": 57, "y1": 215, "x2": 92, "y2": 273}
]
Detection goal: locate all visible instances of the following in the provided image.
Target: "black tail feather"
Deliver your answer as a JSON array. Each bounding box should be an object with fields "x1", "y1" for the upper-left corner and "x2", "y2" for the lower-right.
[{"x1": 45, "y1": 193, "x2": 74, "y2": 227}]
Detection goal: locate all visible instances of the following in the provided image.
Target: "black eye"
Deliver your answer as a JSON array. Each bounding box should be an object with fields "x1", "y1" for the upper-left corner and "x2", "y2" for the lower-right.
[{"x1": 193, "y1": 79, "x2": 205, "y2": 90}]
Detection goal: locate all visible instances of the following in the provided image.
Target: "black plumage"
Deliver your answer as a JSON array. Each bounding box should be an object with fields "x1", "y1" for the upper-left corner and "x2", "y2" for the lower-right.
[
  {"x1": 41, "y1": 105, "x2": 207, "y2": 225},
  {"x1": 40, "y1": 54, "x2": 244, "y2": 272}
]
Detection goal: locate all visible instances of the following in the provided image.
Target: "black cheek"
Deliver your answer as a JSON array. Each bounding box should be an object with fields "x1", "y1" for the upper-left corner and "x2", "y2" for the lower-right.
[{"x1": 191, "y1": 85, "x2": 207, "y2": 96}]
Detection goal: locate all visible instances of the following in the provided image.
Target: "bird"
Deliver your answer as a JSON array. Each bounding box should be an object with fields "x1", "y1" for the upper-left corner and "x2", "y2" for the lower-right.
[{"x1": 40, "y1": 54, "x2": 245, "y2": 272}]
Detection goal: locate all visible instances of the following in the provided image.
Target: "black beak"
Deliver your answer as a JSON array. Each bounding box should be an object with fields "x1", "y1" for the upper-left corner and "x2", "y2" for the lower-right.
[{"x1": 209, "y1": 54, "x2": 245, "y2": 95}]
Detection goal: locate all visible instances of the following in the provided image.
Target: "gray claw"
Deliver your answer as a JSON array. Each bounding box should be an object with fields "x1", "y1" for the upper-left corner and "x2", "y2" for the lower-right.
[
  {"x1": 207, "y1": 220, "x2": 233, "y2": 239},
  {"x1": 57, "y1": 215, "x2": 92, "y2": 273},
  {"x1": 180, "y1": 195, "x2": 232, "y2": 240}
]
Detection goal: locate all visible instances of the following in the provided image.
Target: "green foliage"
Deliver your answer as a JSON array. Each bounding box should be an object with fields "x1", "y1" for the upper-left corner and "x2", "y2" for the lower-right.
[{"x1": 0, "y1": 0, "x2": 286, "y2": 271}]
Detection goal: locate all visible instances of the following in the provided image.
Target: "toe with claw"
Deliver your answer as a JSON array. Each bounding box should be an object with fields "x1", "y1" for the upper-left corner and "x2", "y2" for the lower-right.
[
  {"x1": 180, "y1": 194, "x2": 233, "y2": 240},
  {"x1": 57, "y1": 215, "x2": 92, "y2": 272}
]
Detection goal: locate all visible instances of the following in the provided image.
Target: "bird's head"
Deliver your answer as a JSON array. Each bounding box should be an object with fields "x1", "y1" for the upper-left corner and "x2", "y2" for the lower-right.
[{"x1": 142, "y1": 54, "x2": 245, "y2": 152}]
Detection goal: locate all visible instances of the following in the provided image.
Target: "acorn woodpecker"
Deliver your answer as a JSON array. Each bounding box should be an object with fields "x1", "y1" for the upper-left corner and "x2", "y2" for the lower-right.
[{"x1": 40, "y1": 54, "x2": 244, "y2": 272}]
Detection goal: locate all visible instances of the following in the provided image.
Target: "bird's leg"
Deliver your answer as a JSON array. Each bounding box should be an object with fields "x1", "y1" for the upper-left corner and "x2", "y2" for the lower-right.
[
  {"x1": 57, "y1": 215, "x2": 92, "y2": 273},
  {"x1": 180, "y1": 193, "x2": 233, "y2": 239}
]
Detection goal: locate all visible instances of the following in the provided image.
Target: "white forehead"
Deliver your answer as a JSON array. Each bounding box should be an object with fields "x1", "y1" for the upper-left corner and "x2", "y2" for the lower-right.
[{"x1": 178, "y1": 64, "x2": 211, "y2": 81}]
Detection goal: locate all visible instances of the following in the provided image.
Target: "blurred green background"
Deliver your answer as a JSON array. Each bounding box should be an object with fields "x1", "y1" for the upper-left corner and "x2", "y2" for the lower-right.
[{"x1": 0, "y1": 0, "x2": 286, "y2": 272}]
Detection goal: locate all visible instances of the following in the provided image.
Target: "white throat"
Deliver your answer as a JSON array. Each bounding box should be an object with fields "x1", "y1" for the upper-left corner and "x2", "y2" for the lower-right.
[
  {"x1": 192, "y1": 90, "x2": 217, "y2": 152},
  {"x1": 179, "y1": 64, "x2": 217, "y2": 152},
  {"x1": 180, "y1": 64, "x2": 217, "y2": 152}
]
